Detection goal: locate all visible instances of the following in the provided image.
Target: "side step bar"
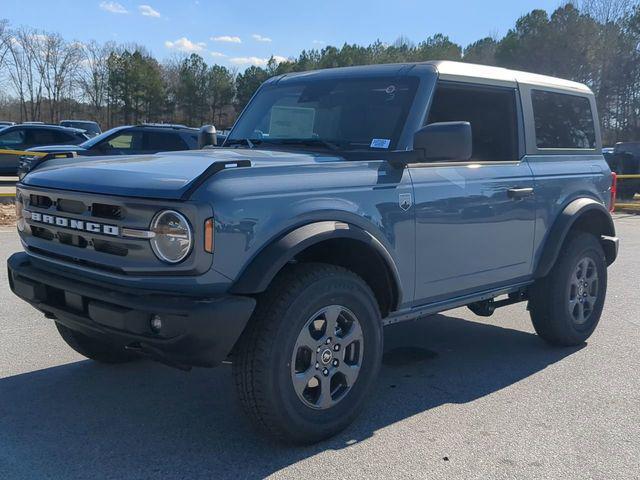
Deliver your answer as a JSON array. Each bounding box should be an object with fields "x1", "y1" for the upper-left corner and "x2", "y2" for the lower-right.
[{"x1": 383, "y1": 281, "x2": 532, "y2": 326}]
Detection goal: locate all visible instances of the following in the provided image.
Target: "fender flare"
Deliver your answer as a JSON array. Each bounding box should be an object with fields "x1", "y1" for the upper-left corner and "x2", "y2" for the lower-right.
[
  {"x1": 534, "y1": 197, "x2": 617, "y2": 278},
  {"x1": 230, "y1": 221, "x2": 402, "y2": 308}
]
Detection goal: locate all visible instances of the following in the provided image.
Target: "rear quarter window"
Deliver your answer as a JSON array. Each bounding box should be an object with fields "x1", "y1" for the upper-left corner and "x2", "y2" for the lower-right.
[{"x1": 531, "y1": 90, "x2": 596, "y2": 149}]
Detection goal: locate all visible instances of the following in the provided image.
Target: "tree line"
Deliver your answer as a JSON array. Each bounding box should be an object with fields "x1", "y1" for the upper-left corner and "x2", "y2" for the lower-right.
[{"x1": 1, "y1": 1, "x2": 639, "y2": 143}]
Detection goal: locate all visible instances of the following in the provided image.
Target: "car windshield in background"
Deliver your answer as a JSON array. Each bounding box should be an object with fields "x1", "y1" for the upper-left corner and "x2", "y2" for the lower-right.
[{"x1": 227, "y1": 76, "x2": 419, "y2": 151}]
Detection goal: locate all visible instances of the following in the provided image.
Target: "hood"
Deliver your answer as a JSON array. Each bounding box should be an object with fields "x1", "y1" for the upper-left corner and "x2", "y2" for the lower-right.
[
  {"x1": 28, "y1": 145, "x2": 88, "y2": 153},
  {"x1": 21, "y1": 148, "x2": 341, "y2": 200}
]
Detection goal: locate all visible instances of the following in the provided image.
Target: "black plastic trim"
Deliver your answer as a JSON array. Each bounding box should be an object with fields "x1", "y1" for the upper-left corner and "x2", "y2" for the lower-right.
[
  {"x1": 231, "y1": 221, "x2": 402, "y2": 309},
  {"x1": 8, "y1": 252, "x2": 255, "y2": 368},
  {"x1": 534, "y1": 198, "x2": 617, "y2": 278}
]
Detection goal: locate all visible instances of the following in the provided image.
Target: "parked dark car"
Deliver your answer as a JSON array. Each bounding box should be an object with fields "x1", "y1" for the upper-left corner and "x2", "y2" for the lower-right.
[
  {"x1": 0, "y1": 124, "x2": 88, "y2": 175},
  {"x1": 604, "y1": 142, "x2": 640, "y2": 200},
  {"x1": 28, "y1": 124, "x2": 200, "y2": 158},
  {"x1": 59, "y1": 120, "x2": 102, "y2": 138}
]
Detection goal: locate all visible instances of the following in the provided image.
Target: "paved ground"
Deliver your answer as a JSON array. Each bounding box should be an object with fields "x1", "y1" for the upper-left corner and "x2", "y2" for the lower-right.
[{"x1": 0, "y1": 216, "x2": 638, "y2": 480}]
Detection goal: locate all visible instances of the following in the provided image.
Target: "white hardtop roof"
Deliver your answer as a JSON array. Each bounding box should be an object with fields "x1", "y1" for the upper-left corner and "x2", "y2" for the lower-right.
[{"x1": 427, "y1": 60, "x2": 592, "y2": 94}]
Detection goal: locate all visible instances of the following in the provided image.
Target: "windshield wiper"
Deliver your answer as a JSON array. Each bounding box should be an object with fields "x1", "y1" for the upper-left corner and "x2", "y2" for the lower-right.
[
  {"x1": 225, "y1": 138, "x2": 258, "y2": 149},
  {"x1": 269, "y1": 139, "x2": 342, "y2": 151}
]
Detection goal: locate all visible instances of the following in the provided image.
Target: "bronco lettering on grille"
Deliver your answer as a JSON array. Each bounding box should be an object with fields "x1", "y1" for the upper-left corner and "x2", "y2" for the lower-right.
[{"x1": 27, "y1": 211, "x2": 119, "y2": 236}]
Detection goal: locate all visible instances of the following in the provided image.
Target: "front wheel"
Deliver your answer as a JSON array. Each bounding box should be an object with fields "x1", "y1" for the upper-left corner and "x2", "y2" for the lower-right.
[
  {"x1": 529, "y1": 232, "x2": 607, "y2": 346},
  {"x1": 233, "y1": 263, "x2": 383, "y2": 444}
]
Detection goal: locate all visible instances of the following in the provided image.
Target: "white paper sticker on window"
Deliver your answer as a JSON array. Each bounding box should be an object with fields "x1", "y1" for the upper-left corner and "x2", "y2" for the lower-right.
[
  {"x1": 370, "y1": 138, "x2": 391, "y2": 149},
  {"x1": 269, "y1": 106, "x2": 316, "y2": 138}
]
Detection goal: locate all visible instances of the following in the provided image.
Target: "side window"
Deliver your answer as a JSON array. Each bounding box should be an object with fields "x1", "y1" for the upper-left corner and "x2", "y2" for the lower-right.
[
  {"x1": 426, "y1": 83, "x2": 519, "y2": 161},
  {"x1": 144, "y1": 132, "x2": 189, "y2": 151},
  {"x1": 0, "y1": 129, "x2": 26, "y2": 146},
  {"x1": 27, "y1": 129, "x2": 62, "y2": 145},
  {"x1": 51, "y1": 131, "x2": 75, "y2": 143},
  {"x1": 101, "y1": 131, "x2": 143, "y2": 151},
  {"x1": 531, "y1": 90, "x2": 596, "y2": 149}
]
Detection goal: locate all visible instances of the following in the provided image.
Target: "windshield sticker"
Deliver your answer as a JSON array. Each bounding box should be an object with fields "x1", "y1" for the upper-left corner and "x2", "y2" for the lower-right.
[
  {"x1": 370, "y1": 138, "x2": 391, "y2": 149},
  {"x1": 269, "y1": 106, "x2": 315, "y2": 138}
]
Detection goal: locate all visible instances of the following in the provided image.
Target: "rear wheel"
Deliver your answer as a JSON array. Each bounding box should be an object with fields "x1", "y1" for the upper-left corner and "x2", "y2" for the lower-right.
[
  {"x1": 55, "y1": 322, "x2": 137, "y2": 363},
  {"x1": 529, "y1": 232, "x2": 607, "y2": 346},
  {"x1": 233, "y1": 263, "x2": 383, "y2": 444}
]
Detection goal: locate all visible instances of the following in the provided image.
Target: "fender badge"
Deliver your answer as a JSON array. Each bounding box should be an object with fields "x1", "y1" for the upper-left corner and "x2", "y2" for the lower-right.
[{"x1": 399, "y1": 193, "x2": 412, "y2": 211}]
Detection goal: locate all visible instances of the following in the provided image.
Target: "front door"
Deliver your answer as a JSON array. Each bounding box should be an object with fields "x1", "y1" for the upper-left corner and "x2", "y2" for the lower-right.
[{"x1": 411, "y1": 81, "x2": 536, "y2": 303}]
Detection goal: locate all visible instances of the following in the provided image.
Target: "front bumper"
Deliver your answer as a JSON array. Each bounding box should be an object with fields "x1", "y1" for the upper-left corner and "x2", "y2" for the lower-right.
[{"x1": 7, "y1": 252, "x2": 256, "y2": 368}]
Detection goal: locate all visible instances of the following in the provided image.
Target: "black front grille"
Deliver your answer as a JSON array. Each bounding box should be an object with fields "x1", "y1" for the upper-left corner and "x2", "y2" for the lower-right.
[
  {"x1": 31, "y1": 226, "x2": 54, "y2": 241},
  {"x1": 57, "y1": 198, "x2": 86, "y2": 214},
  {"x1": 19, "y1": 186, "x2": 198, "y2": 275},
  {"x1": 30, "y1": 194, "x2": 53, "y2": 209},
  {"x1": 92, "y1": 203, "x2": 124, "y2": 220},
  {"x1": 58, "y1": 232, "x2": 88, "y2": 249},
  {"x1": 93, "y1": 239, "x2": 128, "y2": 257}
]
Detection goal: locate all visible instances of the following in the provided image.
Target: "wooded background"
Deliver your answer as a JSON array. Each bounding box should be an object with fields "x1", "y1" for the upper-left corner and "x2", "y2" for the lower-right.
[{"x1": 1, "y1": 1, "x2": 639, "y2": 144}]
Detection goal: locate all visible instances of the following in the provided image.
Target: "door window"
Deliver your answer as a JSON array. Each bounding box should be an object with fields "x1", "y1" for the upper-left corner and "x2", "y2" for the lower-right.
[
  {"x1": 99, "y1": 131, "x2": 143, "y2": 152},
  {"x1": 143, "y1": 132, "x2": 188, "y2": 151},
  {"x1": 426, "y1": 82, "x2": 519, "y2": 161},
  {"x1": 27, "y1": 129, "x2": 66, "y2": 145},
  {"x1": 0, "y1": 129, "x2": 26, "y2": 146}
]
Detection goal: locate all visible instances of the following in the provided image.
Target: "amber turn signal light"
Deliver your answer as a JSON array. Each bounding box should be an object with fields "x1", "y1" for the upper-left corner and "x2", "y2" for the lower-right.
[{"x1": 204, "y1": 218, "x2": 214, "y2": 253}]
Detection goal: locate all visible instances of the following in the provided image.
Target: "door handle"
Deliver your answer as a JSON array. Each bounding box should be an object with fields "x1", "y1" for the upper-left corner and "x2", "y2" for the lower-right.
[{"x1": 507, "y1": 187, "x2": 534, "y2": 199}]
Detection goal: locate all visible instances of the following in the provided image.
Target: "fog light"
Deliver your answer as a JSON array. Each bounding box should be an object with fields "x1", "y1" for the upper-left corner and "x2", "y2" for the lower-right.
[{"x1": 150, "y1": 315, "x2": 162, "y2": 333}]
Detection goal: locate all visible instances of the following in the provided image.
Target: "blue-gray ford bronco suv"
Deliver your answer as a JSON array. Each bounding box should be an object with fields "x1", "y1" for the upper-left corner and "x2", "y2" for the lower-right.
[{"x1": 8, "y1": 61, "x2": 619, "y2": 444}]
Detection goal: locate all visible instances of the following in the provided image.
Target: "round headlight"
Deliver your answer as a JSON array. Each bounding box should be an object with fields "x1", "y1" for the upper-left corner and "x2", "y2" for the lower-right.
[{"x1": 150, "y1": 210, "x2": 193, "y2": 263}]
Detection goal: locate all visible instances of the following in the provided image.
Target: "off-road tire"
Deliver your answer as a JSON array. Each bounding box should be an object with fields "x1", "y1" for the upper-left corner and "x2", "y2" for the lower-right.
[
  {"x1": 55, "y1": 322, "x2": 137, "y2": 363},
  {"x1": 529, "y1": 232, "x2": 607, "y2": 346},
  {"x1": 233, "y1": 263, "x2": 383, "y2": 444}
]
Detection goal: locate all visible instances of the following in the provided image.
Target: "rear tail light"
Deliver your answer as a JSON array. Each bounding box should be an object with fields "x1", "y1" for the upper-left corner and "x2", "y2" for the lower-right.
[
  {"x1": 610, "y1": 172, "x2": 617, "y2": 212},
  {"x1": 204, "y1": 218, "x2": 214, "y2": 253}
]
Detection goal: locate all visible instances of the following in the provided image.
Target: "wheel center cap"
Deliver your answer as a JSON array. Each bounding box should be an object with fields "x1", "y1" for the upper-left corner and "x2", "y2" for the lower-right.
[
  {"x1": 320, "y1": 348, "x2": 333, "y2": 365},
  {"x1": 578, "y1": 285, "x2": 585, "y2": 296}
]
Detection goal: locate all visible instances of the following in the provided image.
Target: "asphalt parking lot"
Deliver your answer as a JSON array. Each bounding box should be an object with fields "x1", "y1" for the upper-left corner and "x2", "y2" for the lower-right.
[{"x1": 0, "y1": 215, "x2": 639, "y2": 480}]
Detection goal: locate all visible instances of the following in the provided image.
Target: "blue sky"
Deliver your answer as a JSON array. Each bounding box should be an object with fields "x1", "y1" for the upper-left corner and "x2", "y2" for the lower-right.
[{"x1": 0, "y1": 0, "x2": 563, "y2": 69}]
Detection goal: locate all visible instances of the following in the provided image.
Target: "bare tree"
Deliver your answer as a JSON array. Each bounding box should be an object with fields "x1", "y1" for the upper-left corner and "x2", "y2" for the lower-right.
[
  {"x1": 77, "y1": 40, "x2": 114, "y2": 124},
  {"x1": 4, "y1": 28, "x2": 47, "y2": 121},
  {"x1": 31, "y1": 32, "x2": 82, "y2": 123},
  {"x1": 580, "y1": 0, "x2": 633, "y2": 23}
]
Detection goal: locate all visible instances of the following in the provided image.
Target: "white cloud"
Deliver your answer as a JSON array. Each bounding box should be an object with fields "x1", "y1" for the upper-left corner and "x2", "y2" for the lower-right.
[
  {"x1": 252, "y1": 34, "x2": 272, "y2": 43},
  {"x1": 313, "y1": 40, "x2": 326, "y2": 45},
  {"x1": 211, "y1": 35, "x2": 241, "y2": 43},
  {"x1": 164, "y1": 37, "x2": 206, "y2": 53},
  {"x1": 229, "y1": 55, "x2": 287, "y2": 67},
  {"x1": 210, "y1": 51, "x2": 226, "y2": 58},
  {"x1": 138, "y1": 5, "x2": 160, "y2": 17},
  {"x1": 99, "y1": 1, "x2": 128, "y2": 14}
]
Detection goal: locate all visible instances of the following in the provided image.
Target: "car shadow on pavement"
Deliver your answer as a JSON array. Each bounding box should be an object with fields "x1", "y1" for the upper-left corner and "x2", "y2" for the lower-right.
[{"x1": 0, "y1": 313, "x2": 582, "y2": 479}]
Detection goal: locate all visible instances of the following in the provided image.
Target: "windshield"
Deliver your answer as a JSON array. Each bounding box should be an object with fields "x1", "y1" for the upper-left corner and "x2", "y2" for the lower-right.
[
  {"x1": 227, "y1": 76, "x2": 418, "y2": 151},
  {"x1": 80, "y1": 127, "x2": 124, "y2": 148}
]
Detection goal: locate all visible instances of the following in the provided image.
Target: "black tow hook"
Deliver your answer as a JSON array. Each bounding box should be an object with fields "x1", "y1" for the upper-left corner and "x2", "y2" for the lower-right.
[{"x1": 125, "y1": 343, "x2": 192, "y2": 371}]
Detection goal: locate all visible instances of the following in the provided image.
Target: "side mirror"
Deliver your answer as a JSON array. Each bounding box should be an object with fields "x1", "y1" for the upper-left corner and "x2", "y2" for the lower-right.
[
  {"x1": 413, "y1": 121, "x2": 472, "y2": 162},
  {"x1": 199, "y1": 125, "x2": 217, "y2": 148}
]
